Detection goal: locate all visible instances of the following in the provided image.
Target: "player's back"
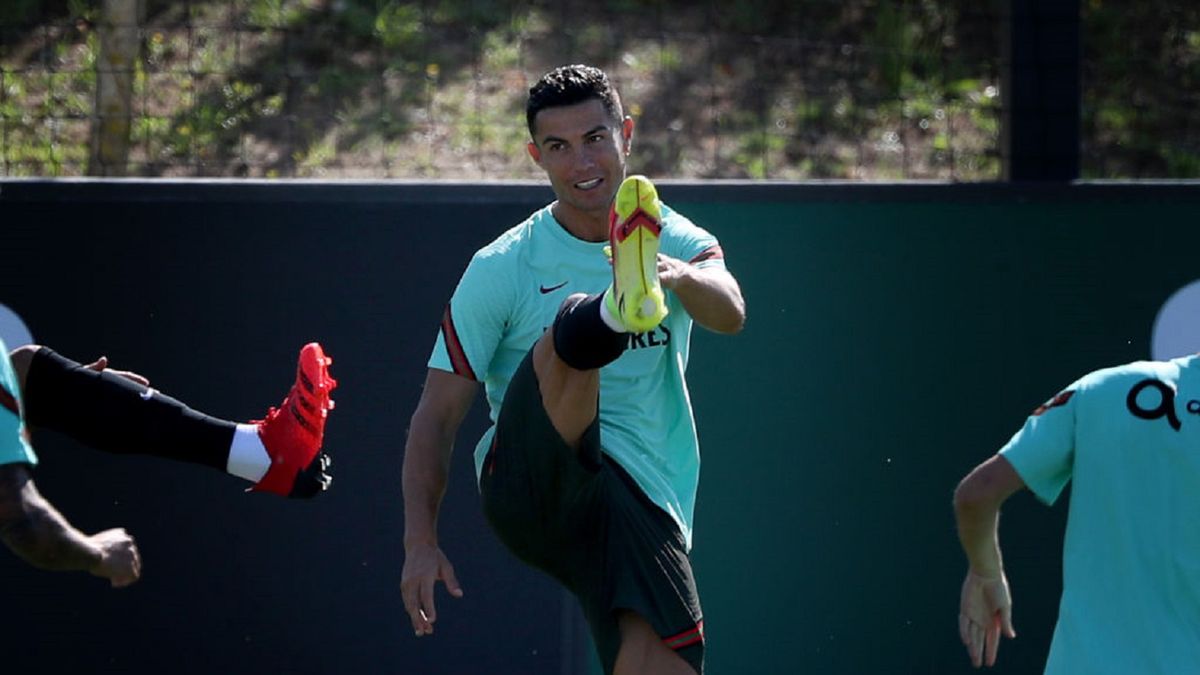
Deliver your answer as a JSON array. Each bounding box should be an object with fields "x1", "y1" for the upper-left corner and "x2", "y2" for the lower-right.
[{"x1": 1046, "y1": 355, "x2": 1200, "y2": 674}]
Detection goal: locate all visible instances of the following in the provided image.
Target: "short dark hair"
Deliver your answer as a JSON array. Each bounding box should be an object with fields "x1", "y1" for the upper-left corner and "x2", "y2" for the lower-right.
[{"x1": 526, "y1": 64, "x2": 623, "y2": 139}]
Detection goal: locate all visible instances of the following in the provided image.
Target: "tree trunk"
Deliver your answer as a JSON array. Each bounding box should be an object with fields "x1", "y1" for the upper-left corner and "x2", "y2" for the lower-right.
[{"x1": 89, "y1": 0, "x2": 142, "y2": 177}]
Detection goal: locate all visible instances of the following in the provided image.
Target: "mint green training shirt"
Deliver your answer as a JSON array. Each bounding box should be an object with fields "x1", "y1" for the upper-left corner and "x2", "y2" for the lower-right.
[
  {"x1": 1000, "y1": 355, "x2": 1200, "y2": 674},
  {"x1": 428, "y1": 203, "x2": 726, "y2": 549},
  {"x1": 0, "y1": 338, "x2": 38, "y2": 467}
]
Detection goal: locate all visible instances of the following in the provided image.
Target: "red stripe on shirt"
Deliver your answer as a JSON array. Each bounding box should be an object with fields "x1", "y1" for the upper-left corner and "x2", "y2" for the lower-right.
[
  {"x1": 663, "y1": 620, "x2": 704, "y2": 650},
  {"x1": 1031, "y1": 389, "x2": 1074, "y2": 416},
  {"x1": 441, "y1": 304, "x2": 477, "y2": 381},
  {"x1": 0, "y1": 384, "x2": 18, "y2": 417},
  {"x1": 689, "y1": 246, "x2": 724, "y2": 264}
]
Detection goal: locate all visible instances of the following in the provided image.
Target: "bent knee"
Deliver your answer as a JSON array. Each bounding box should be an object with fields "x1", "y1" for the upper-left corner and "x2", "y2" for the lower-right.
[
  {"x1": 559, "y1": 292, "x2": 589, "y2": 312},
  {"x1": 8, "y1": 344, "x2": 45, "y2": 392}
]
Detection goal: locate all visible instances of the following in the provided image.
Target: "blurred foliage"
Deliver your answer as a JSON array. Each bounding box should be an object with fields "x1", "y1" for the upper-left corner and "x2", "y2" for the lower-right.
[
  {"x1": 1, "y1": 0, "x2": 1189, "y2": 179},
  {"x1": 1081, "y1": 0, "x2": 1200, "y2": 178}
]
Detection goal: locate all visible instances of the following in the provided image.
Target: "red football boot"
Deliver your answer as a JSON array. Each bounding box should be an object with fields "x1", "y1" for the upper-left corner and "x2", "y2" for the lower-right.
[{"x1": 252, "y1": 342, "x2": 337, "y2": 497}]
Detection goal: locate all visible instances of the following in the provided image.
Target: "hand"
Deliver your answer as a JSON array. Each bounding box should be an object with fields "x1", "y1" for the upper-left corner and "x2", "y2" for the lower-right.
[
  {"x1": 959, "y1": 570, "x2": 1016, "y2": 667},
  {"x1": 84, "y1": 356, "x2": 150, "y2": 387},
  {"x1": 656, "y1": 253, "x2": 690, "y2": 291},
  {"x1": 400, "y1": 543, "x2": 463, "y2": 637},
  {"x1": 88, "y1": 528, "x2": 142, "y2": 588}
]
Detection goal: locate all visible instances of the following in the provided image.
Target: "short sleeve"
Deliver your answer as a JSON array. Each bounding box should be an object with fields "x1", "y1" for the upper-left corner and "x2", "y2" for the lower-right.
[
  {"x1": 661, "y1": 206, "x2": 727, "y2": 272},
  {"x1": 999, "y1": 384, "x2": 1081, "y2": 505},
  {"x1": 427, "y1": 250, "x2": 514, "y2": 381},
  {"x1": 0, "y1": 342, "x2": 37, "y2": 467}
]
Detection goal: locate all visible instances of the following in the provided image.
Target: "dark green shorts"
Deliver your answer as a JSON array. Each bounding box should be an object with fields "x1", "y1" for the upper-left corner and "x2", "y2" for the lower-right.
[{"x1": 480, "y1": 350, "x2": 704, "y2": 674}]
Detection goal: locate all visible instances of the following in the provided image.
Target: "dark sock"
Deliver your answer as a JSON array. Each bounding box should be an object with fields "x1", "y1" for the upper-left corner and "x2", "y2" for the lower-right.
[
  {"x1": 24, "y1": 348, "x2": 235, "y2": 471},
  {"x1": 552, "y1": 293, "x2": 627, "y2": 371}
]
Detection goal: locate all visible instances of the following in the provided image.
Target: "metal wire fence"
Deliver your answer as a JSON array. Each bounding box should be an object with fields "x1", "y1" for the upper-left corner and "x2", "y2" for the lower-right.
[{"x1": 5, "y1": 1, "x2": 1188, "y2": 181}]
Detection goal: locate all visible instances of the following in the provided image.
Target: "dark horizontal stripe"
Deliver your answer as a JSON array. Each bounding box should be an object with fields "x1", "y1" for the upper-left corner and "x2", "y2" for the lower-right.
[{"x1": 3, "y1": 180, "x2": 1198, "y2": 205}]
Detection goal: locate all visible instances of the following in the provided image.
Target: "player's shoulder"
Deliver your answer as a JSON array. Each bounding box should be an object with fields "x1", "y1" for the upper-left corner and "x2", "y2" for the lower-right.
[
  {"x1": 1171, "y1": 352, "x2": 1200, "y2": 372},
  {"x1": 660, "y1": 202, "x2": 719, "y2": 255},
  {"x1": 660, "y1": 203, "x2": 702, "y2": 234},
  {"x1": 1077, "y1": 358, "x2": 1187, "y2": 392},
  {"x1": 470, "y1": 206, "x2": 548, "y2": 265}
]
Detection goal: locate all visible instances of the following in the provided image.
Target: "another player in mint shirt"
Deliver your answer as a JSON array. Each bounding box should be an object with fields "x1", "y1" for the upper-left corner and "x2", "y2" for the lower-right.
[
  {"x1": 0, "y1": 338, "x2": 37, "y2": 467},
  {"x1": 401, "y1": 65, "x2": 745, "y2": 675},
  {"x1": 954, "y1": 354, "x2": 1200, "y2": 672}
]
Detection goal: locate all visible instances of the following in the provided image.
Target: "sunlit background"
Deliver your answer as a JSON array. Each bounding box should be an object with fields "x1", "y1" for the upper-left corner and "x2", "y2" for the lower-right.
[{"x1": 3, "y1": 1, "x2": 1193, "y2": 180}]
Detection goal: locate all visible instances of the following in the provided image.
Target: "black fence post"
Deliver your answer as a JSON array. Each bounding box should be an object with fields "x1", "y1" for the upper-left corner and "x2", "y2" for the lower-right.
[{"x1": 1001, "y1": 0, "x2": 1081, "y2": 181}]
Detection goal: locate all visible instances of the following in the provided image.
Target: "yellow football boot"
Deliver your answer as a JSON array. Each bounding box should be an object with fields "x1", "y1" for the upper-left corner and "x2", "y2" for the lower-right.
[{"x1": 605, "y1": 175, "x2": 668, "y2": 333}]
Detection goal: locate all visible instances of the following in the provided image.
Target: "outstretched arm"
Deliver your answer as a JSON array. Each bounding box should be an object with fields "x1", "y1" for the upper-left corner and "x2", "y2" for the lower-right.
[
  {"x1": 401, "y1": 368, "x2": 478, "y2": 637},
  {"x1": 10, "y1": 345, "x2": 150, "y2": 395},
  {"x1": 0, "y1": 463, "x2": 141, "y2": 587},
  {"x1": 657, "y1": 255, "x2": 746, "y2": 334},
  {"x1": 954, "y1": 454, "x2": 1024, "y2": 668}
]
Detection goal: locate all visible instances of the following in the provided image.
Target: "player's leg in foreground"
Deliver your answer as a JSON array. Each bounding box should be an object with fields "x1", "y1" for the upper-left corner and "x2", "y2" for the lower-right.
[
  {"x1": 528, "y1": 175, "x2": 695, "y2": 673},
  {"x1": 9, "y1": 342, "x2": 336, "y2": 497},
  {"x1": 536, "y1": 173, "x2": 668, "y2": 448}
]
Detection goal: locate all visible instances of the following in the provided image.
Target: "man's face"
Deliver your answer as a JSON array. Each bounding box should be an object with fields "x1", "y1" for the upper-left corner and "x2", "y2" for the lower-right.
[{"x1": 527, "y1": 98, "x2": 633, "y2": 221}]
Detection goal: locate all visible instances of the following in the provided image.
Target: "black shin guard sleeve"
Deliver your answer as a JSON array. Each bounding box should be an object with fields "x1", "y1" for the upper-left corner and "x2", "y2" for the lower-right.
[
  {"x1": 23, "y1": 348, "x2": 236, "y2": 471},
  {"x1": 552, "y1": 293, "x2": 628, "y2": 371}
]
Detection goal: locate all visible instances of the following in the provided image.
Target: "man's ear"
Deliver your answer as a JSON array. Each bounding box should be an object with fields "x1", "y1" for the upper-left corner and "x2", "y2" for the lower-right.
[
  {"x1": 527, "y1": 141, "x2": 541, "y2": 163},
  {"x1": 621, "y1": 116, "x2": 635, "y2": 154}
]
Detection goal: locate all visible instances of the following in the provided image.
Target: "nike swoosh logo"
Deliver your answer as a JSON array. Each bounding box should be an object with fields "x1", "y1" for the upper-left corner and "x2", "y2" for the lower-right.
[
  {"x1": 539, "y1": 281, "x2": 569, "y2": 294},
  {"x1": 139, "y1": 388, "x2": 155, "y2": 401}
]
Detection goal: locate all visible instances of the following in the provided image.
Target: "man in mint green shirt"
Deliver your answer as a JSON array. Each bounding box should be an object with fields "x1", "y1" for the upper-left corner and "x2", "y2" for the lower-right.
[
  {"x1": 0, "y1": 338, "x2": 36, "y2": 468},
  {"x1": 954, "y1": 354, "x2": 1200, "y2": 672},
  {"x1": 423, "y1": 197, "x2": 723, "y2": 549},
  {"x1": 400, "y1": 65, "x2": 745, "y2": 675}
]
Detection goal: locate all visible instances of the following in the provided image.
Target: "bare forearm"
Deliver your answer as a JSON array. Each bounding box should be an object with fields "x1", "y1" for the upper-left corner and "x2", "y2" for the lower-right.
[
  {"x1": 670, "y1": 267, "x2": 745, "y2": 334},
  {"x1": 954, "y1": 500, "x2": 1004, "y2": 577},
  {"x1": 954, "y1": 455, "x2": 1024, "y2": 577},
  {"x1": 402, "y1": 418, "x2": 454, "y2": 549},
  {"x1": 1, "y1": 487, "x2": 100, "y2": 573}
]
